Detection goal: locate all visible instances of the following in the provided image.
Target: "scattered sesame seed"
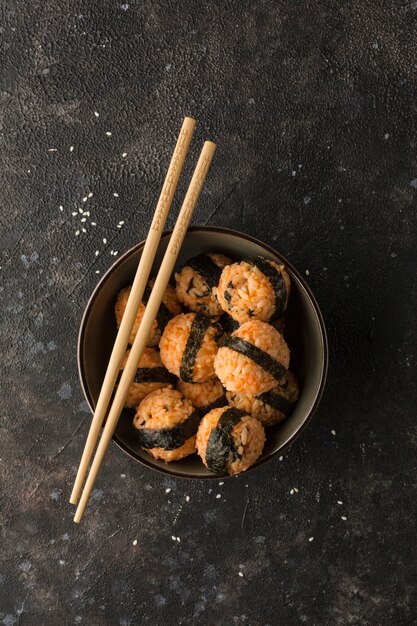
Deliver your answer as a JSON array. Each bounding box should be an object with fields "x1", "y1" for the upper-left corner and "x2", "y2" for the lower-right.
[
  {"x1": 305, "y1": 269, "x2": 310, "y2": 275},
  {"x1": 216, "y1": 494, "x2": 221, "y2": 499},
  {"x1": 82, "y1": 228, "x2": 86, "y2": 233},
  {"x1": 291, "y1": 170, "x2": 296, "y2": 176},
  {"x1": 103, "y1": 238, "x2": 107, "y2": 244},
  {"x1": 83, "y1": 196, "x2": 87, "y2": 202},
  {"x1": 171, "y1": 535, "x2": 176, "y2": 541},
  {"x1": 238, "y1": 572, "x2": 244, "y2": 578},
  {"x1": 331, "y1": 429, "x2": 336, "y2": 436},
  {"x1": 119, "y1": 220, "x2": 125, "y2": 225},
  {"x1": 81, "y1": 218, "x2": 86, "y2": 223},
  {"x1": 341, "y1": 516, "x2": 347, "y2": 521},
  {"x1": 72, "y1": 212, "x2": 77, "y2": 216},
  {"x1": 185, "y1": 496, "x2": 190, "y2": 502},
  {"x1": 69, "y1": 146, "x2": 74, "y2": 152},
  {"x1": 337, "y1": 500, "x2": 343, "y2": 505},
  {"x1": 290, "y1": 489, "x2": 294, "y2": 495},
  {"x1": 113, "y1": 251, "x2": 118, "y2": 255},
  {"x1": 176, "y1": 537, "x2": 181, "y2": 543},
  {"x1": 59, "y1": 205, "x2": 63, "y2": 211},
  {"x1": 83, "y1": 211, "x2": 90, "y2": 216},
  {"x1": 218, "y1": 482, "x2": 224, "y2": 486},
  {"x1": 94, "y1": 111, "x2": 99, "y2": 117},
  {"x1": 95, "y1": 251, "x2": 99, "y2": 256},
  {"x1": 122, "y1": 152, "x2": 127, "y2": 157},
  {"x1": 95, "y1": 270, "x2": 100, "y2": 274},
  {"x1": 88, "y1": 192, "x2": 93, "y2": 198},
  {"x1": 308, "y1": 537, "x2": 314, "y2": 542},
  {"x1": 91, "y1": 222, "x2": 97, "y2": 226},
  {"x1": 48, "y1": 148, "x2": 57, "y2": 152},
  {"x1": 132, "y1": 539, "x2": 137, "y2": 546},
  {"x1": 279, "y1": 455, "x2": 284, "y2": 461},
  {"x1": 117, "y1": 224, "x2": 122, "y2": 228},
  {"x1": 106, "y1": 131, "x2": 112, "y2": 136},
  {"x1": 113, "y1": 192, "x2": 119, "y2": 197},
  {"x1": 165, "y1": 488, "x2": 171, "y2": 494},
  {"x1": 75, "y1": 231, "x2": 80, "y2": 236},
  {"x1": 293, "y1": 487, "x2": 299, "y2": 493},
  {"x1": 120, "y1": 474, "x2": 126, "y2": 478}
]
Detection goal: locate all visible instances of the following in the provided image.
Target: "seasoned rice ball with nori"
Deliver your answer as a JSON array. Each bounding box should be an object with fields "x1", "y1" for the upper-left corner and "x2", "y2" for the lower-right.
[
  {"x1": 115, "y1": 280, "x2": 181, "y2": 347},
  {"x1": 226, "y1": 371, "x2": 299, "y2": 427},
  {"x1": 120, "y1": 348, "x2": 177, "y2": 409},
  {"x1": 133, "y1": 388, "x2": 200, "y2": 461},
  {"x1": 175, "y1": 252, "x2": 231, "y2": 316},
  {"x1": 196, "y1": 406, "x2": 265, "y2": 475},
  {"x1": 160, "y1": 312, "x2": 221, "y2": 383},
  {"x1": 177, "y1": 378, "x2": 226, "y2": 414},
  {"x1": 214, "y1": 319, "x2": 290, "y2": 395},
  {"x1": 213, "y1": 256, "x2": 291, "y2": 324}
]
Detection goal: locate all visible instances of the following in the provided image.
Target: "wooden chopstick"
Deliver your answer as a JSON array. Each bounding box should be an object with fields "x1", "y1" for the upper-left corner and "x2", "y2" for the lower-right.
[
  {"x1": 69, "y1": 117, "x2": 196, "y2": 506},
  {"x1": 73, "y1": 140, "x2": 216, "y2": 523}
]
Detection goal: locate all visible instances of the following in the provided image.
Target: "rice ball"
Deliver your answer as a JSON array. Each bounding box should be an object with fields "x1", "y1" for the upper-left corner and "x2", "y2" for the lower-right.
[
  {"x1": 177, "y1": 378, "x2": 226, "y2": 414},
  {"x1": 175, "y1": 252, "x2": 231, "y2": 316},
  {"x1": 196, "y1": 406, "x2": 265, "y2": 475},
  {"x1": 160, "y1": 312, "x2": 221, "y2": 383},
  {"x1": 133, "y1": 388, "x2": 199, "y2": 461},
  {"x1": 120, "y1": 348, "x2": 176, "y2": 409},
  {"x1": 226, "y1": 371, "x2": 299, "y2": 427},
  {"x1": 214, "y1": 319, "x2": 290, "y2": 395},
  {"x1": 214, "y1": 256, "x2": 290, "y2": 324},
  {"x1": 115, "y1": 279, "x2": 181, "y2": 347}
]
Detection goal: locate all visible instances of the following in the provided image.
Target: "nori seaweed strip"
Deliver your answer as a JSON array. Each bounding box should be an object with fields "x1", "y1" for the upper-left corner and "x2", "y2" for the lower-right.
[
  {"x1": 205, "y1": 408, "x2": 244, "y2": 474},
  {"x1": 136, "y1": 409, "x2": 201, "y2": 450},
  {"x1": 245, "y1": 256, "x2": 287, "y2": 319},
  {"x1": 179, "y1": 314, "x2": 213, "y2": 382},
  {"x1": 185, "y1": 254, "x2": 222, "y2": 289},
  {"x1": 199, "y1": 395, "x2": 228, "y2": 415},
  {"x1": 220, "y1": 335, "x2": 287, "y2": 382},
  {"x1": 218, "y1": 313, "x2": 240, "y2": 334},
  {"x1": 256, "y1": 390, "x2": 294, "y2": 415},
  {"x1": 133, "y1": 367, "x2": 177, "y2": 385},
  {"x1": 143, "y1": 283, "x2": 174, "y2": 333}
]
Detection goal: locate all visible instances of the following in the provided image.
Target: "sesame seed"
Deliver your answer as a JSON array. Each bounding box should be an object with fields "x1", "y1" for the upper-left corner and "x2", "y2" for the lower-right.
[
  {"x1": 91, "y1": 222, "x2": 97, "y2": 226},
  {"x1": 95, "y1": 270, "x2": 100, "y2": 274},
  {"x1": 165, "y1": 488, "x2": 171, "y2": 494},
  {"x1": 48, "y1": 148, "x2": 57, "y2": 152},
  {"x1": 113, "y1": 251, "x2": 118, "y2": 255},
  {"x1": 238, "y1": 572, "x2": 244, "y2": 578},
  {"x1": 82, "y1": 228, "x2": 86, "y2": 233},
  {"x1": 279, "y1": 455, "x2": 284, "y2": 461},
  {"x1": 103, "y1": 238, "x2": 107, "y2": 244},
  {"x1": 83, "y1": 197, "x2": 87, "y2": 202},
  {"x1": 117, "y1": 224, "x2": 122, "y2": 228},
  {"x1": 94, "y1": 111, "x2": 99, "y2": 117},
  {"x1": 176, "y1": 537, "x2": 181, "y2": 543},
  {"x1": 72, "y1": 212, "x2": 77, "y2": 216},
  {"x1": 106, "y1": 131, "x2": 112, "y2": 136},
  {"x1": 308, "y1": 537, "x2": 314, "y2": 542},
  {"x1": 78, "y1": 208, "x2": 83, "y2": 213},
  {"x1": 122, "y1": 152, "x2": 127, "y2": 157},
  {"x1": 171, "y1": 536, "x2": 176, "y2": 541},
  {"x1": 113, "y1": 192, "x2": 119, "y2": 197},
  {"x1": 331, "y1": 429, "x2": 336, "y2": 436},
  {"x1": 185, "y1": 496, "x2": 190, "y2": 502},
  {"x1": 83, "y1": 211, "x2": 90, "y2": 216},
  {"x1": 341, "y1": 516, "x2": 347, "y2": 521},
  {"x1": 290, "y1": 489, "x2": 294, "y2": 495},
  {"x1": 81, "y1": 218, "x2": 86, "y2": 223},
  {"x1": 69, "y1": 146, "x2": 74, "y2": 152},
  {"x1": 216, "y1": 494, "x2": 221, "y2": 499},
  {"x1": 218, "y1": 482, "x2": 224, "y2": 486},
  {"x1": 294, "y1": 487, "x2": 299, "y2": 493},
  {"x1": 88, "y1": 192, "x2": 93, "y2": 198},
  {"x1": 305, "y1": 269, "x2": 310, "y2": 275},
  {"x1": 132, "y1": 539, "x2": 137, "y2": 546},
  {"x1": 95, "y1": 251, "x2": 99, "y2": 256},
  {"x1": 59, "y1": 205, "x2": 63, "y2": 211},
  {"x1": 118, "y1": 220, "x2": 125, "y2": 225}
]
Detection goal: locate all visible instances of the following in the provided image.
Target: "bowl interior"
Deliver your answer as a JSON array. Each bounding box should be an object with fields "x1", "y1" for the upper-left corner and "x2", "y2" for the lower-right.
[{"x1": 78, "y1": 227, "x2": 327, "y2": 478}]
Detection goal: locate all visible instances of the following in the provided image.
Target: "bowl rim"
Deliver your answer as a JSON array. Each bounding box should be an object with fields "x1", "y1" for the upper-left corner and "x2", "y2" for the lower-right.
[{"x1": 77, "y1": 225, "x2": 329, "y2": 479}]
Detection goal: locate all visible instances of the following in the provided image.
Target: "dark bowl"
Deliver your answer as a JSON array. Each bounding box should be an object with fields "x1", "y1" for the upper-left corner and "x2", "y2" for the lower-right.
[{"x1": 78, "y1": 226, "x2": 328, "y2": 479}]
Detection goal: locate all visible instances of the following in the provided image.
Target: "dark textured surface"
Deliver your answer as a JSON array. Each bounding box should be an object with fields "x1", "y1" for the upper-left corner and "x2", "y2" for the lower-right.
[{"x1": 1, "y1": 1, "x2": 417, "y2": 624}]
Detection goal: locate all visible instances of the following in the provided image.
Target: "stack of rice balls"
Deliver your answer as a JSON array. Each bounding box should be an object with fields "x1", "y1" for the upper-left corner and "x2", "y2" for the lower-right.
[{"x1": 115, "y1": 252, "x2": 299, "y2": 476}]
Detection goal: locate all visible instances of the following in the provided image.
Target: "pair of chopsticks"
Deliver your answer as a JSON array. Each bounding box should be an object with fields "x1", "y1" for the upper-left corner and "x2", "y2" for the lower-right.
[{"x1": 70, "y1": 117, "x2": 216, "y2": 523}]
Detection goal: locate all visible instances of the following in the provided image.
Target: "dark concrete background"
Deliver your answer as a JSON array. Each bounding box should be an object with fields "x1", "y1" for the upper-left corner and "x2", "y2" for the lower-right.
[{"x1": 1, "y1": 1, "x2": 417, "y2": 624}]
